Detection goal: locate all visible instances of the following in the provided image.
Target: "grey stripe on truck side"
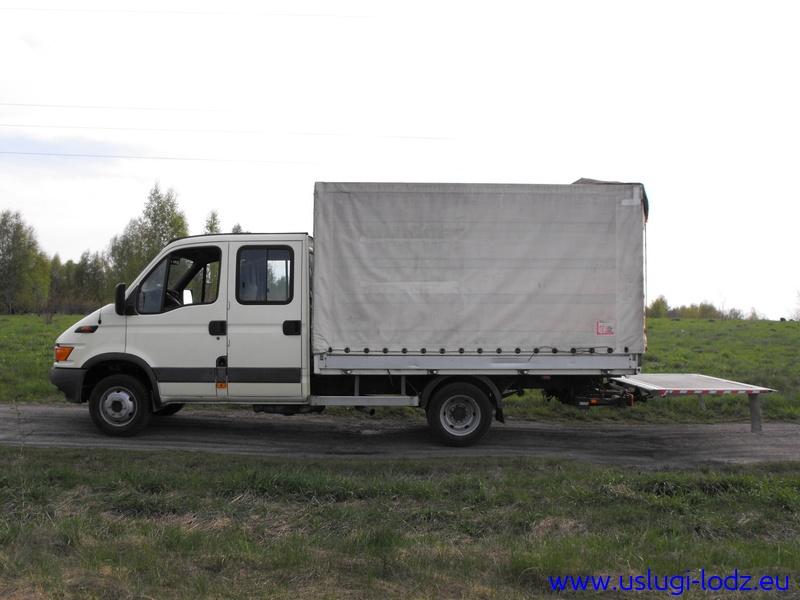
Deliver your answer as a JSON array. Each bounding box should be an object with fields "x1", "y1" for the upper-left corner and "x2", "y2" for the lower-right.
[
  {"x1": 155, "y1": 368, "x2": 216, "y2": 383},
  {"x1": 154, "y1": 368, "x2": 301, "y2": 384},
  {"x1": 227, "y1": 368, "x2": 301, "y2": 383}
]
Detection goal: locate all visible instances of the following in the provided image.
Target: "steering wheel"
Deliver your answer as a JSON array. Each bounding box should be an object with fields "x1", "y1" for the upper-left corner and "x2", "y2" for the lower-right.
[{"x1": 164, "y1": 289, "x2": 182, "y2": 310}]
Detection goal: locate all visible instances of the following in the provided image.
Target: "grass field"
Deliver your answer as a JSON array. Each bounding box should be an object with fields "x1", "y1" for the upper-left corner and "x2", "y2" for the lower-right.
[
  {"x1": 1, "y1": 316, "x2": 799, "y2": 598},
  {"x1": 0, "y1": 314, "x2": 80, "y2": 404},
  {"x1": 2, "y1": 314, "x2": 798, "y2": 423},
  {"x1": 2, "y1": 446, "x2": 800, "y2": 599}
]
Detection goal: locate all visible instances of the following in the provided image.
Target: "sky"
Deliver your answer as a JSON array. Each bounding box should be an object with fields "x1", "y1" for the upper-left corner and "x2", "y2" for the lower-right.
[{"x1": 1, "y1": 0, "x2": 798, "y2": 319}]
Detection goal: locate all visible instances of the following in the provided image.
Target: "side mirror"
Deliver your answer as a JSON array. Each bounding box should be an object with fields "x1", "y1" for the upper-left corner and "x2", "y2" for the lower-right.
[
  {"x1": 114, "y1": 283, "x2": 126, "y2": 315},
  {"x1": 182, "y1": 289, "x2": 193, "y2": 305}
]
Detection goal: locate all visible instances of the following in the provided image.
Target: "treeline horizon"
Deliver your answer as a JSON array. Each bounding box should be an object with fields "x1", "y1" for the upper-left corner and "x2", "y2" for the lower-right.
[
  {"x1": 645, "y1": 296, "x2": 766, "y2": 321},
  {"x1": 0, "y1": 184, "x2": 777, "y2": 319},
  {"x1": 0, "y1": 183, "x2": 242, "y2": 315}
]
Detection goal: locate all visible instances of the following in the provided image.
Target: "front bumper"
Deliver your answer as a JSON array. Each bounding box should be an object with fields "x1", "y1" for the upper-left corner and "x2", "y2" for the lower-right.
[{"x1": 49, "y1": 367, "x2": 87, "y2": 403}]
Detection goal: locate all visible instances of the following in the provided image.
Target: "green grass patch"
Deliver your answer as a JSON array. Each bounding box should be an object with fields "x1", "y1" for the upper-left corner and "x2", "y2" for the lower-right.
[
  {"x1": 1, "y1": 446, "x2": 800, "y2": 598},
  {"x1": 0, "y1": 314, "x2": 83, "y2": 403}
]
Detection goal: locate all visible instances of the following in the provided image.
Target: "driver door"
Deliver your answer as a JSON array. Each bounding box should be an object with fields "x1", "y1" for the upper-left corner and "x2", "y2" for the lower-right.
[{"x1": 125, "y1": 243, "x2": 228, "y2": 401}]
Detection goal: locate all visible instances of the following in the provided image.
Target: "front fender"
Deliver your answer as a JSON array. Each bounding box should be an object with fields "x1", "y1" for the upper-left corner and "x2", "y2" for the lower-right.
[{"x1": 81, "y1": 352, "x2": 163, "y2": 410}]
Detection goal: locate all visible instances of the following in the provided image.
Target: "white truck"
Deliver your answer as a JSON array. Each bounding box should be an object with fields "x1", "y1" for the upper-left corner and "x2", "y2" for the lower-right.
[{"x1": 49, "y1": 181, "x2": 771, "y2": 446}]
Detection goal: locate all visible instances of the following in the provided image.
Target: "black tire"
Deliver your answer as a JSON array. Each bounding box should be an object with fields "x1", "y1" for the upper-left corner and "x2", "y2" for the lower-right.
[
  {"x1": 154, "y1": 403, "x2": 184, "y2": 417},
  {"x1": 426, "y1": 382, "x2": 493, "y2": 446},
  {"x1": 89, "y1": 374, "x2": 151, "y2": 436}
]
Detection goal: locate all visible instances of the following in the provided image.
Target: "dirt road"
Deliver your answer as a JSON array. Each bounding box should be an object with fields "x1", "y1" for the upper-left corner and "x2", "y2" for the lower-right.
[{"x1": 1, "y1": 403, "x2": 797, "y2": 467}]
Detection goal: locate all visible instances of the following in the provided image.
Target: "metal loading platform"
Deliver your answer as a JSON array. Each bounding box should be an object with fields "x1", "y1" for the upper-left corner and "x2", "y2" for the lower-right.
[{"x1": 612, "y1": 373, "x2": 776, "y2": 433}]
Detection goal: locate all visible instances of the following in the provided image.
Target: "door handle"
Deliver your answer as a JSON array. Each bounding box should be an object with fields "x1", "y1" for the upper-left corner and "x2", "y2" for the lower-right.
[
  {"x1": 209, "y1": 320, "x2": 227, "y2": 336},
  {"x1": 282, "y1": 320, "x2": 301, "y2": 335}
]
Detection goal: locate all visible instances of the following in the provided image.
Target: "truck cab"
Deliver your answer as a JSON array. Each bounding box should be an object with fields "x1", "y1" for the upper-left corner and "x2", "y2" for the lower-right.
[{"x1": 51, "y1": 233, "x2": 313, "y2": 434}]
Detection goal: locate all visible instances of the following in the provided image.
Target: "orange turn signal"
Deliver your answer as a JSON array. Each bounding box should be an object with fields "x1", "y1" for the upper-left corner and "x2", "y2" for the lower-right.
[{"x1": 54, "y1": 345, "x2": 74, "y2": 362}]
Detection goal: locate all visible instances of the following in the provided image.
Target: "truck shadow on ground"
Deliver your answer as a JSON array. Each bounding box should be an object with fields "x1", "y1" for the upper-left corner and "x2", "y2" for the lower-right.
[{"x1": 143, "y1": 413, "x2": 800, "y2": 466}]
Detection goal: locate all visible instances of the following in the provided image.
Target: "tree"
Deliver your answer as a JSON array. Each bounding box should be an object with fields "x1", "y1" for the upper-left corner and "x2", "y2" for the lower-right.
[
  {"x1": 725, "y1": 308, "x2": 744, "y2": 320},
  {"x1": 231, "y1": 223, "x2": 243, "y2": 233},
  {"x1": 0, "y1": 210, "x2": 50, "y2": 313},
  {"x1": 60, "y1": 259, "x2": 79, "y2": 313},
  {"x1": 22, "y1": 250, "x2": 50, "y2": 314},
  {"x1": 646, "y1": 295, "x2": 669, "y2": 318},
  {"x1": 697, "y1": 302, "x2": 722, "y2": 320},
  {"x1": 139, "y1": 183, "x2": 188, "y2": 257},
  {"x1": 75, "y1": 251, "x2": 109, "y2": 310},
  {"x1": 204, "y1": 210, "x2": 221, "y2": 234},
  {"x1": 48, "y1": 254, "x2": 63, "y2": 314},
  {"x1": 109, "y1": 183, "x2": 188, "y2": 285}
]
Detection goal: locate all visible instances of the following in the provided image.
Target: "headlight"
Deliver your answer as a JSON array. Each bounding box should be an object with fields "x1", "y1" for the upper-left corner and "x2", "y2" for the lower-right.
[{"x1": 54, "y1": 345, "x2": 74, "y2": 362}]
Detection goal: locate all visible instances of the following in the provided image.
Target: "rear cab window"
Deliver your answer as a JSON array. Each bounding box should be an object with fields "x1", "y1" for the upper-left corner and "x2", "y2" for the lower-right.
[{"x1": 236, "y1": 246, "x2": 294, "y2": 304}]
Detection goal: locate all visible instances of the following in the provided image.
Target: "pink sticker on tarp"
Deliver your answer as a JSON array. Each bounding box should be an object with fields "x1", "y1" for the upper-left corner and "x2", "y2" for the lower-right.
[{"x1": 596, "y1": 320, "x2": 616, "y2": 336}]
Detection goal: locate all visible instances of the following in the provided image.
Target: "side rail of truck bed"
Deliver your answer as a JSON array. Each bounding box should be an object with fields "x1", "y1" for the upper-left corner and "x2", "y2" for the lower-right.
[{"x1": 315, "y1": 352, "x2": 640, "y2": 376}]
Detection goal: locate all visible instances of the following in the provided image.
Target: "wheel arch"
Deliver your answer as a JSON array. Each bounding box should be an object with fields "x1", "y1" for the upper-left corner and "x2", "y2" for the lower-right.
[
  {"x1": 420, "y1": 375, "x2": 504, "y2": 421},
  {"x1": 81, "y1": 353, "x2": 162, "y2": 410}
]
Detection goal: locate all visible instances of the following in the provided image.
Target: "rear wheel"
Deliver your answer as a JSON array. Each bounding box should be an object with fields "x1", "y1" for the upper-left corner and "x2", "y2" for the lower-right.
[
  {"x1": 89, "y1": 374, "x2": 151, "y2": 436},
  {"x1": 426, "y1": 382, "x2": 493, "y2": 446},
  {"x1": 154, "y1": 403, "x2": 184, "y2": 417}
]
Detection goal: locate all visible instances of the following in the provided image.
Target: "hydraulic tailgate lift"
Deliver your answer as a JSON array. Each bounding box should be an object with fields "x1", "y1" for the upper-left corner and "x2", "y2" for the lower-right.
[{"x1": 612, "y1": 373, "x2": 775, "y2": 433}]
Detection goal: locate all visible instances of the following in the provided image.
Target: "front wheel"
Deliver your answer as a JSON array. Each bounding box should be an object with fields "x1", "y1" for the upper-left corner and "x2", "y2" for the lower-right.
[
  {"x1": 426, "y1": 382, "x2": 493, "y2": 446},
  {"x1": 89, "y1": 374, "x2": 151, "y2": 436}
]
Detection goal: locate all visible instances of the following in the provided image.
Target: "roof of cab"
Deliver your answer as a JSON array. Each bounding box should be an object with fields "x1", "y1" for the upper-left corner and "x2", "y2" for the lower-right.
[{"x1": 168, "y1": 232, "x2": 310, "y2": 245}]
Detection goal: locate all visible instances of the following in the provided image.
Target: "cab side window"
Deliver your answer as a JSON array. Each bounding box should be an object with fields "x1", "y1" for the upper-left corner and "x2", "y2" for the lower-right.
[
  {"x1": 137, "y1": 258, "x2": 168, "y2": 314},
  {"x1": 136, "y1": 246, "x2": 222, "y2": 314},
  {"x1": 237, "y1": 246, "x2": 293, "y2": 304}
]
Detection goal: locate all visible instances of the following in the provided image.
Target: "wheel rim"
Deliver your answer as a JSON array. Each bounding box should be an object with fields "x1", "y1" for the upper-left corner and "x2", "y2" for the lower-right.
[
  {"x1": 99, "y1": 386, "x2": 137, "y2": 426},
  {"x1": 439, "y1": 394, "x2": 480, "y2": 437}
]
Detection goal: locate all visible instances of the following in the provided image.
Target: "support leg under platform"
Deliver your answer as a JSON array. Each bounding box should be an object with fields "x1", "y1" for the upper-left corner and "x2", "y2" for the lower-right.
[{"x1": 748, "y1": 393, "x2": 762, "y2": 433}]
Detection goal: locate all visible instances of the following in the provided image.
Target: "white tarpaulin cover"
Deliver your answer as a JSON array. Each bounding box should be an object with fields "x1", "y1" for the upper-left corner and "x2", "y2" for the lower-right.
[{"x1": 312, "y1": 182, "x2": 646, "y2": 356}]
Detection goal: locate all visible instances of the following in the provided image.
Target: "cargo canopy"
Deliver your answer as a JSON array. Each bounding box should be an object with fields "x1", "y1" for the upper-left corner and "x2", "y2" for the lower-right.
[{"x1": 312, "y1": 181, "x2": 647, "y2": 357}]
